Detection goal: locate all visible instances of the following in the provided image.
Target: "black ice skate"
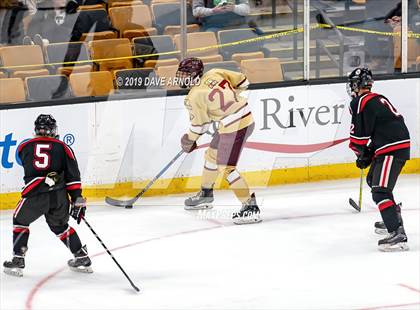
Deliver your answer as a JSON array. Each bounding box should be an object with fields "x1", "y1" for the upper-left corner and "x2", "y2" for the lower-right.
[
  {"x1": 232, "y1": 193, "x2": 262, "y2": 225},
  {"x1": 68, "y1": 245, "x2": 93, "y2": 273},
  {"x1": 184, "y1": 188, "x2": 214, "y2": 210},
  {"x1": 3, "y1": 256, "x2": 25, "y2": 277},
  {"x1": 375, "y1": 203, "x2": 403, "y2": 235},
  {"x1": 378, "y1": 225, "x2": 409, "y2": 252}
]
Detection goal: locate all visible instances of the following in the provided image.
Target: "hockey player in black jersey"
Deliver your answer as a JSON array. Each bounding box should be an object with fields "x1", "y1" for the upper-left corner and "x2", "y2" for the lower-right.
[
  {"x1": 347, "y1": 67, "x2": 410, "y2": 252},
  {"x1": 3, "y1": 114, "x2": 92, "y2": 277}
]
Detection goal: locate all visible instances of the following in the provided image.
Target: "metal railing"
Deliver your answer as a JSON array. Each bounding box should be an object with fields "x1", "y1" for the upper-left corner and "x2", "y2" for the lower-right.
[{"x1": 313, "y1": 4, "x2": 345, "y2": 78}]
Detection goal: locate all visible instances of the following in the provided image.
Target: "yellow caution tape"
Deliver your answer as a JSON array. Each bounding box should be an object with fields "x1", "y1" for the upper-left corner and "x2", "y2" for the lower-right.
[{"x1": 0, "y1": 23, "x2": 418, "y2": 71}]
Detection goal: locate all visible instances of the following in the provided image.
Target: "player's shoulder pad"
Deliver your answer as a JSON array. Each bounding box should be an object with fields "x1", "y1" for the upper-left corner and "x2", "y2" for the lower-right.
[
  {"x1": 18, "y1": 136, "x2": 76, "y2": 159},
  {"x1": 356, "y1": 92, "x2": 380, "y2": 114}
]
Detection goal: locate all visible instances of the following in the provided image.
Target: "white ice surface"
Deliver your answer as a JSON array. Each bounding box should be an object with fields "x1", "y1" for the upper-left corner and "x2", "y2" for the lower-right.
[{"x1": 1, "y1": 175, "x2": 419, "y2": 310}]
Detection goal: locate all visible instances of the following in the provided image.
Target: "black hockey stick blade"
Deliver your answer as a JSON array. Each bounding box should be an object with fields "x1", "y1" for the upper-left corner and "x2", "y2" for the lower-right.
[
  {"x1": 105, "y1": 150, "x2": 185, "y2": 208},
  {"x1": 105, "y1": 196, "x2": 136, "y2": 208},
  {"x1": 349, "y1": 198, "x2": 361, "y2": 212}
]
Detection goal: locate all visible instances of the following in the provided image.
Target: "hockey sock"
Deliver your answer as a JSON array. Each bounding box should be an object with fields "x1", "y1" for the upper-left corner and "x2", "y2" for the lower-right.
[
  {"x1": 226, "y1": 170, "x2": 251, "y2": 203},
  {"x1": 380, "y1": 205, "x2": 400, "y2": 233},
  {"x1": 12, "y1": 224, "x2": 30, "y2": 256},
  {"x1": 50, "y1": 224, "x2": 83, "y2": 254},
  {"x1": 201, "y1": 161, "x2": 219, "y2": 189}
]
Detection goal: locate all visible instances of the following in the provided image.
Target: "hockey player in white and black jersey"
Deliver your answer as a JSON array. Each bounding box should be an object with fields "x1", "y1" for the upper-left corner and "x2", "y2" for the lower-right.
[
  {"x1": 3, "y1": 114, "x2": 92, "y2": 277},
  {"x1": 347, "y1": 67, "x2": 410, "y2": 252}
]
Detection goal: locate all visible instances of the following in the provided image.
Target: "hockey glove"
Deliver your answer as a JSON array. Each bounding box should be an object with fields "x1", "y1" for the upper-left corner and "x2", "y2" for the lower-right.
[
  {"x1": 181, "y1": 134, "x2": 197, "y2": 153},
  {"x1": 70, "y1": 197, "x2": 86, "y2": 224},
  {"x1": 356, "y1": 148, "x2": 373, "y2": 169}
]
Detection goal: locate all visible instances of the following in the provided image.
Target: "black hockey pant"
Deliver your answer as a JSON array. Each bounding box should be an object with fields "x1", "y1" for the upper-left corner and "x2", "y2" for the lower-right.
[
  {"x1": 367, "y1": 155, "x2": 406, "y2": 233},
  {"x1": 12, "y1": 189, "x2": 82, "y2": 257}
]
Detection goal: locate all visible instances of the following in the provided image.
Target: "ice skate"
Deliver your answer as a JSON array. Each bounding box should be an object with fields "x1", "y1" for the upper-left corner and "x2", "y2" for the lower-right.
[
  {"x1": 378, "y1": 225, "x2": 409, "y2": 252},
  {"x1": 68, "y1": 245, "x2": 93, "y2": 273},
  {"x1": 184, "y1": 188, "x2": 214, "y2": 210},
  {"x1": 232, "y1": 193, "x2": 262, "y2": 225},
  {"x1": 3, "y1": 256, "x2": 25, "y2": 277}
]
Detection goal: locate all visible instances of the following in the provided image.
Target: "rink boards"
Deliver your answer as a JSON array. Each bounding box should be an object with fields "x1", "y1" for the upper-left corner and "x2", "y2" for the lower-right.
[{"x1": 0, "y1": 78, "x2": 419, "y2": 209}]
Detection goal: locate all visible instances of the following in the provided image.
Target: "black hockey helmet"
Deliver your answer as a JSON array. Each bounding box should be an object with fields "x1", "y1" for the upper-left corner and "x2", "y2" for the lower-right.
[
  {"x1": 34, "y1": 114, "x2": 58, "y2": 138},
  {"x1": 347, "y1": 67, "x2": 374, "y2": 97}
]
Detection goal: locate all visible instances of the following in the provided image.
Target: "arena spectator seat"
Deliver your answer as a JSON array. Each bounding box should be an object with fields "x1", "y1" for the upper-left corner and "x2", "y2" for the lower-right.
[
  {"x1": 155, "y1": 64, "x2": 180, "y2": 90},
  {"x1": 26, "y1": 75, "x2": 72, "y2": 101},
  {"x1": 89, "y1": 38, "x2": 133, "y2": 71},
  {"x1": 108, "y1": 0, "x2": 143, "y2": 8},
  {"x1": 133, "y1": 35, "x2": 178, "y2": 67},
  {"x1": 0, "y1": 45, "x2": 49, "y2": 79},
  {"x1": 151, "y1": 2, "x2": 199, "y2": 36},
  {"x1": 114, "y1": 68, "x2": 155, "y2": 90},
  {"x1": 109, "y1": 1, "x2": 144, "y2": 8},
  {"x1": 76, "y1": 9, "x2": 116, "y2": 41},
  {"x1": 204, "y1": 61, "x2": 240, "y2": 73},
  {"x1": 0, "y1": 78, "x2": 26, "y2": 104},
  {"x1": 70, "y1": 71, "x2": 115, "y2": 96},
  {"x1": 46, "y1": 42, "x2": 93, "y2": 75},
  {"x1": 78, "y1": 4, "x2": 106, "y2": 11},
  {"x1": 217, "y1": 28, "x2": 266, "y2": 63},
  {"x1": 174, "y1": 32, "x2": 222, "y2": 63},
  {"x1": 240, "y1": 58, "x2": 283, "y2": 83},
  {"x1": 109, "y1": 5, "x2": 157, "y2": 40}
]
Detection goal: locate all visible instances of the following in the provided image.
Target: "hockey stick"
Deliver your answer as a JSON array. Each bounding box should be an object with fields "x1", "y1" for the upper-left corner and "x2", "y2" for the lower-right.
[
  {"x1": 105, "y1": 149, "x2": 185, "y2": 208},
  {"x1": 82, "y1": 217, "x2": 140, "y2": 292},
  {"x1": 349, "y1": 168, "x2": 363, "y2": 212}
]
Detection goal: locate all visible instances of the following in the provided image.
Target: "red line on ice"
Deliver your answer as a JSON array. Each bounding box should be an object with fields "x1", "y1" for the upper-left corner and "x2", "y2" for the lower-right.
[
  {"x1": 25, "y1": 225, "x2": 222, "y2": 310},
  {"x1": 25, "y1": 208, "x2": 419, "y2": 310}
]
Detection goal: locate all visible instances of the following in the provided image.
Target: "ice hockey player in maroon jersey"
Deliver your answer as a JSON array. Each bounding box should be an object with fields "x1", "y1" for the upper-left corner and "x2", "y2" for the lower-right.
[
  {"x1": 3, "y1": 114, "x2": 92, "y2": 277},
  {"x1": 347, "y1": 67, "x2": 410, "y2": 252}
]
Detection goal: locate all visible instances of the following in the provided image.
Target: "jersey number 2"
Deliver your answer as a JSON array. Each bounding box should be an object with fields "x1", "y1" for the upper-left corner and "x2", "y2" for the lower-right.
[
  {"x1": 380, "y1": 98, "x2": 400, "y2": 117},
  {"x1": 34, "y1": 144, "x2": 51, "y2": 170},
  {"x1": 208, "y1": 79, "x2": 237, "y2": 112}
]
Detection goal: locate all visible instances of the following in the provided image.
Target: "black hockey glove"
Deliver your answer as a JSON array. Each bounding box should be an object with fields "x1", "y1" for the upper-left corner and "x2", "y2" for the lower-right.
[
  {"x1": 356, "y1": 148, "x2": 373, "y2": 169},
  {"x1": 70, "y1": 197, "x2": 86, "y2": 224},
  {"x1": 181, "y1": 134, "x2": 197, "y2": 153}
]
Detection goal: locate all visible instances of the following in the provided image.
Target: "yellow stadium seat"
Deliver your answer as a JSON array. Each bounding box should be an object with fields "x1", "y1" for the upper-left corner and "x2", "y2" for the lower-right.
[
  {"x1": 0, "y1": 45, "x2": 49, "y2": 78},
  {"x1": 0, "y1": 78, "x2": 26, "y2": 104},
  {"x1": 78, "y1": 4, "x2": 106, "y2": 10},
  {"x1": 108, "y1": 0, "x2": 142, "y2": 7},
  {"x1": 109, "y1": 5, "x2": 158, "y2": 40},
  {"x1": 240, "y1": 58, "x2": 284, "y2": 83},
  {"x1": 70, "y1": 71, "x2": 115, "y2": 97},
  {"x1": 89, "y1": 38, "x2": 133, "y2": 71},
  {"x1": 174, "y1": 32, "x2": 223, "y2": 63},
  {"x1": 144, "y1": 58, "x2": 179, "y2": 68},
  {"x1": 110, "y1": 1, "x2": 143, "y2": 8},
  {"x1": 80, "y1": 31, "x2": 118, "y2": 41},
  {"x1": 155, "y1": 65, "x2": 180, "y2": 90}
]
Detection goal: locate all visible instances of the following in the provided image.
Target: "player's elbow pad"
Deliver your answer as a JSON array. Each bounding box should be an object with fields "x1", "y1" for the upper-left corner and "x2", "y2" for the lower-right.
[{"x1": 237, "y1": 78, "x2": 250, "y2": 90}]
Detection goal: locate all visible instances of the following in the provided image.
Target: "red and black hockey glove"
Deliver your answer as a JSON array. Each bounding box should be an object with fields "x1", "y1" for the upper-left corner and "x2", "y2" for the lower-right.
[
  {"x1": 70, "y1": 197, "x2": 86, "y2": 224},
  {"x1": 181, "y1": 134, "x2": 197, "y2": 153},
  {"x1": 356, "y1": 147, "x2": 373, "y2": 169}
]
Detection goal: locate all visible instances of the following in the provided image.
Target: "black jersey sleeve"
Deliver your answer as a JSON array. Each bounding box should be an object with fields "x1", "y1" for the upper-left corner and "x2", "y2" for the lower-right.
[
  {"x1": 63, "y1": 145, "x2": 83, "y2": 203},
  {"x1": 349, "y1": 93, "x2": 378, "y2": 156}
]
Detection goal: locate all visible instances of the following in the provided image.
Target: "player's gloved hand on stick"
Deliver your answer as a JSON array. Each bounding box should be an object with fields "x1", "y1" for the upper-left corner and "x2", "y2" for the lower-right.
[
  {"x1": 181, "y1": 134, "x2": 197, "y2": 153},
  {"x1": 356, "y1": 148, "x2": 373, "y2": 169},
  {"x1": 70, "y1": 197, "x2": 86, "y2": 224}
]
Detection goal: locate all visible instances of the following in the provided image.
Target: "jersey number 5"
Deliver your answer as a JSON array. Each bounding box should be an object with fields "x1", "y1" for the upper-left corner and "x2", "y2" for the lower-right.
[
  {"x1": 34, "y1": 144, "x2": 52, "y2": 170},
  {"x1": 208, "y1": 79, "x2": 237, "y2": 112}
]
